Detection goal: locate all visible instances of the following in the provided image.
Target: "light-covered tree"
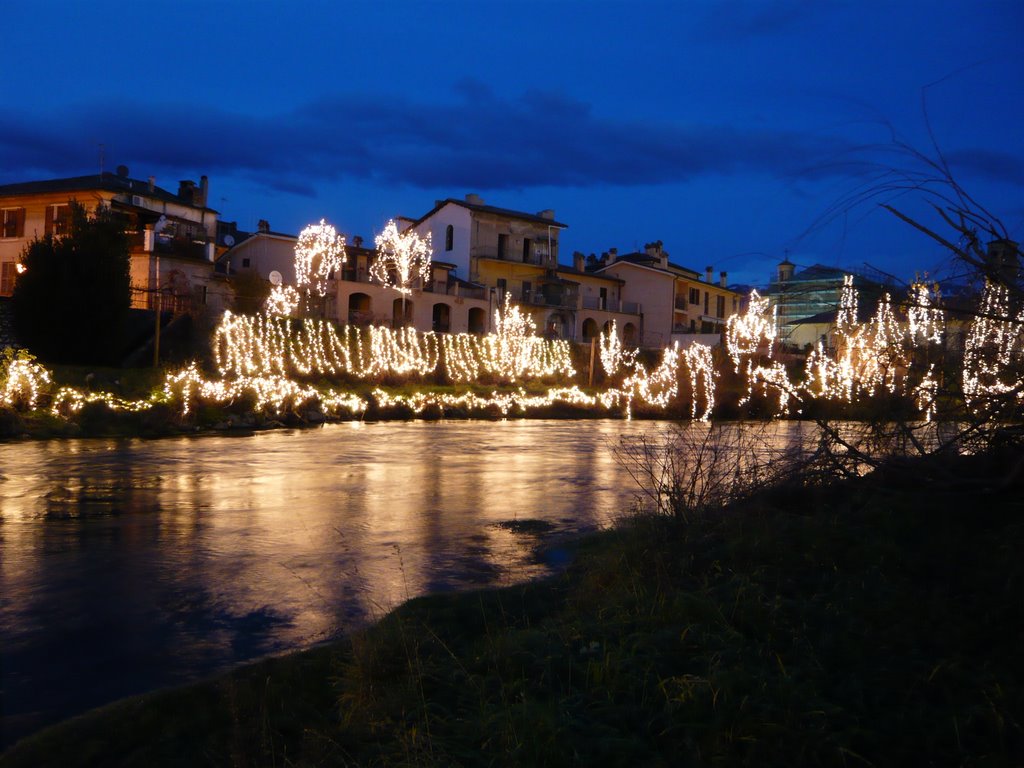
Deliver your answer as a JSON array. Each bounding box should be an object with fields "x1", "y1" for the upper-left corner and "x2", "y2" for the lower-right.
[{"x1": 370, "y1": 220, "x2": 432, "y2": 325}]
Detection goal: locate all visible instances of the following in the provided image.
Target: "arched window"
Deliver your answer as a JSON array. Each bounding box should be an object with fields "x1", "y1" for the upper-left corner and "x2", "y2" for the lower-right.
[
  {"x1": 445, "y1": 224, "x2": 454, "y2": 251},
  {"x1": 581, "y1": 318, "x2": 598, "y2": 341}
]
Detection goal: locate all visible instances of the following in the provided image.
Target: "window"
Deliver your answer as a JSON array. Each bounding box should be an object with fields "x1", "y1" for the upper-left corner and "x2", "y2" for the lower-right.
[
  {"x1": 45, "y1": 203, "x2": 72, "y2": 236},
  {"x1": 496, "y1": 278, "x2": 507, "y2": 299},
  {"x1": 497, "y1": 233, "x2": 508, "y2": 259},
  {"x1": 521, "y1": 280, "x2": 532, "y2": 302},
  {"x1": 689, "y1": 287, "x2": 700, "y2": 305},
  {"x1": 704, "y1": 291, "x2": 709, "y2": 315},
  {"x1": 716, "y1": 295, "x2": 725, "y2": 318},
  {"x1": 241, "y1": 258, "x2": 251, "y2": 268},
  {"x1": 445, "y1": 224, "x2": 454, "y2": 251},
  {"x1": 522, "y1": 237, "x2": 531, "y2": 263},
  {"x1": 1, "y1": 208, "x2": 25, "y2": 238},
  {"x1": 1, "y1": 262, "x2": 16, "y2": 295}
]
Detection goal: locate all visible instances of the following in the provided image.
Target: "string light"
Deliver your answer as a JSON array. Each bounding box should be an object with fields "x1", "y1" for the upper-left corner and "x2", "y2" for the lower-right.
[
  {"x1": 1, "y1": 356, "x2": 52, "y2": 410},
  {"x1": 681, "y1": 343, "x2": 717, "y2": 421},
  {"x1": 725, "y1": 289, "x2": 776, "y2": 372},
  {"x1": 294, "y1": 219, "x2": 346, "y2": 299},
  {"x1": 962, "y1": 280, "x2": 1024, "y2": 413},
  {"x1": 5, "y1": 269, "x2": 1020, "y2": 425},
  {"x1": 370, "y1": 220, "x2": 432, "y2": 297}
]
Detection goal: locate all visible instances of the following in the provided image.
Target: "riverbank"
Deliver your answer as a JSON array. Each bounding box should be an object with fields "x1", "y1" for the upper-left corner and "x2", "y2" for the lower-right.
[{"x1": 4, "y1": 447, "x2": 1021, "y2": 766}]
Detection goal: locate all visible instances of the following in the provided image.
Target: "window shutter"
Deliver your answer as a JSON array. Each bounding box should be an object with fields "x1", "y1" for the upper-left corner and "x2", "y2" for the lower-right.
[
  {"x1": 44, "y1": 204, "x2": 54, "y2": 236},
  {"x1": 15, "y1": 207, "x2": 25, "y2": 237}
]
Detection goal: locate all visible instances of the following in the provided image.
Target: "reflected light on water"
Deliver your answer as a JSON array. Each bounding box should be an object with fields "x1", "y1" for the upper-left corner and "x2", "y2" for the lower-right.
[{"x1": 0, "y1": 419, "x2": 813, "y2": 749}]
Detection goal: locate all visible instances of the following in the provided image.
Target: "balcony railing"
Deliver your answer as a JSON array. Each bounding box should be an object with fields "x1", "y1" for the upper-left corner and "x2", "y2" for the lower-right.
[
  {"x1": 471, "y1": 245, "x2": 550, "y2": 267},
  {"x1": 338, "y1": 270, "x2": 487, "y2": 301},
  {"x1": 128, "y1": 231, "x2": 214, "y2": 261}
]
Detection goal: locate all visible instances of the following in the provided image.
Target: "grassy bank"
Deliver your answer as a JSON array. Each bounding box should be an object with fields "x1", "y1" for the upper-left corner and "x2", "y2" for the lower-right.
[{"x1": 3, "y1": 450, "x2": 1022, "y2": 766}]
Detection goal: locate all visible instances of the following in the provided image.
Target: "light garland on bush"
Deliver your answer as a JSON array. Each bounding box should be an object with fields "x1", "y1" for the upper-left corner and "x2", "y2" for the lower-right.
[
  {"x1": 962, "y1": 280, "x2": 1024, "y2": 413},
  {"x1": 681, "y1": 343, "x2": 717, "y2": 421},
  {"x1": 1, "y1": 356, "x2": 52, "y2": 410},
  {"x1": 725, "y1": 289, "x2": 776, "y2": 372}
]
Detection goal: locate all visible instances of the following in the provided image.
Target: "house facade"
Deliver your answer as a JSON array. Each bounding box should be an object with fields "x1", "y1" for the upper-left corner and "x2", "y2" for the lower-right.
[
  {"x1": 0, "y1": 170, "x2": 222, "y2": 314},
  {"x1": 591, "y1": 242, "x2": 741, "y2": 348},
  {"x1": 405, "y1": 194, "x2": 644, "y2": 343}
]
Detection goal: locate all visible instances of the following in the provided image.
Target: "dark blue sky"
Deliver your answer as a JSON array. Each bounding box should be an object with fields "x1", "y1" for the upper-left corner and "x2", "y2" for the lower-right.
[{"x1": 3, "y1": 0, "x2": 1021, "y2": 286}]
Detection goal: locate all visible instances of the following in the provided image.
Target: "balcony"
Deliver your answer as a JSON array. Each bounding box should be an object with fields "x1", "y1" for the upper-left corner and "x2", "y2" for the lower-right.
[
  {"x1": 128, "y1": 231, "x2": 214, "y2": 262},
  {"x1": 471, "y1": 245, "x2": 551, "y2": 267}
]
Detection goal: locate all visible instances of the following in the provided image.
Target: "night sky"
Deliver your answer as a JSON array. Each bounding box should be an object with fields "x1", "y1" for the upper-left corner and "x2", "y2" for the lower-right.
[{"x1": 3, "y1": 0, "x2": 1021, "y2": 286}]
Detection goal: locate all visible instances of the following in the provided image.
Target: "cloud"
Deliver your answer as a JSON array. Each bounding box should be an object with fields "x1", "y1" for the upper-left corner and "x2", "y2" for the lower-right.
[{"x1": 0, "y1": 86, "x2": 1017, "y2": 200}]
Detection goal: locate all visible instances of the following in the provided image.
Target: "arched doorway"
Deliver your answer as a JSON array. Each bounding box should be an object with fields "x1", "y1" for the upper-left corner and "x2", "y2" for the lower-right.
[
  {"x1": 581, "y1": 317, "x2": 598, "y2": 341},
  {"x1": 546, "y1": 312, "x2": 568, "y2": 339},
  {"x1": 623, "y1": 322, "x2": 638, "y2": 347},
  {"x1": 468, "y1": 306, "x2": 486, "y2": 334},
  {"x1": 393, "y1": 297, "x2": 413, "y2": 327},
  {"x1": 348, "y1": 293, "x2": 372, "y2": 325},
  {"x1": 432, "y1": 302, "x2": 451, "y2": 332}
]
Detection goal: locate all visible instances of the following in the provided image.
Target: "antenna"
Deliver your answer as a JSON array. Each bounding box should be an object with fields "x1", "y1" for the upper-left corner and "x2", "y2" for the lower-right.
[{"x1": 98, "y1": 143, "x2": 104, "y2": 175}]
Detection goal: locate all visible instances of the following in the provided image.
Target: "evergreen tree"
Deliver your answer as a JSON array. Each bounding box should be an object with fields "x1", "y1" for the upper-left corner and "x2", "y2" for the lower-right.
[{"x1": 12, "y1": 202, "x2": 132, "y2": 364}]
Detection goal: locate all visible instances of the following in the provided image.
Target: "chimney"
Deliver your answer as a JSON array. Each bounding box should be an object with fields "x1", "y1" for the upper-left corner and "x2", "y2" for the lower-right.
[
  {"x1": 705, "y1": 266, "x2": 713, "y2": 283},
  {"x1": 198, "y1": 175, "x2": 209, "y2": 207},
  {"x1": 148, "y1": 176, "x2": 155, "y2": 193},
  {"x1": 178, "y1": 179, "x2": 196, "y2": 204},
  {"x1": 608, "y1": 247, "x2": 618, "y2": 264},
  {"x1": 720, "y1": 271, "x2": 728, "y2": 288},
  {"x1": 465, "y1": 193, "x2": 484, "y2": 205},
  {"x1": 258, "y1": 219, "x2": 270, "y2": 234},
  {"x1": 353, "y1": 235, "x2": 364, "y2": 248},
  {"x1": 573, "y1": 251, "x2": 585, "y2": 272},
  {"x1": 537, "y1": 209, "x2": 555, "y2": 220}
]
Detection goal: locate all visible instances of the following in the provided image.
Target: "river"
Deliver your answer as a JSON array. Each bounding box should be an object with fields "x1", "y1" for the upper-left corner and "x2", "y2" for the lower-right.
[{"x1": 0, "y1": 419, "x2": 815, "y2": 750}]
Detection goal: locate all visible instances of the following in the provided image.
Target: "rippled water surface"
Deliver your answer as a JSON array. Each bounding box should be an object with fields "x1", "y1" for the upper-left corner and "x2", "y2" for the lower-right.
[{"x1": 0, "y1": 419, "x2": 813, "y2": 749}]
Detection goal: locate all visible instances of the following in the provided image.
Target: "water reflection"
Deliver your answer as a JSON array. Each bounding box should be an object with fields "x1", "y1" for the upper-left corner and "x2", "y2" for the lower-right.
[{"x1": 0, "y1": 419, "x2": 805, "y2": 749}]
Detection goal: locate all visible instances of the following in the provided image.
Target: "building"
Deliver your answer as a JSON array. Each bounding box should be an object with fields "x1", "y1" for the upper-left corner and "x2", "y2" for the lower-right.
[
  {"x1": 765, "y1": 259, "x2": 894, "y2": 349},
  {"x1": 0, "y1": 169, "x2": 222, "y2": 314},
  {"x1": 588, "y1": 241, "x2": 741, "y2": 348},
  {"x1": 220, "y1": 223, "x2": 493, "y2": 334},
  {"x1": 405, "y1": 194, "x2": 643, "y2": 342}
]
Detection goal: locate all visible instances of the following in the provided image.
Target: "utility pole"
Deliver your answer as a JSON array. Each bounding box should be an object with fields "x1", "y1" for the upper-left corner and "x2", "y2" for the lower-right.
[
  {"x1": 153, "y1": 253, "x2": 161, "y2": 367},
  {"x1": 588, "y1": 336, "x2": 596, "y2": 387}
]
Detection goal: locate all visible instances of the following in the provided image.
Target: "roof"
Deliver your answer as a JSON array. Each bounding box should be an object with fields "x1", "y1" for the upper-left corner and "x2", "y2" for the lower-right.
[
  {"x1": 0, "y1": 172, "x2": 218, "y2": 213},
  {"x1": 596, "y1": 253, "x2": 740, "y2": 293},
  {"x1": 609, "y1": 251, "x2": 703, "y2": 277},
  {"x1": 408, "y1": 198, "x2": 568, "y2": 229}
]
